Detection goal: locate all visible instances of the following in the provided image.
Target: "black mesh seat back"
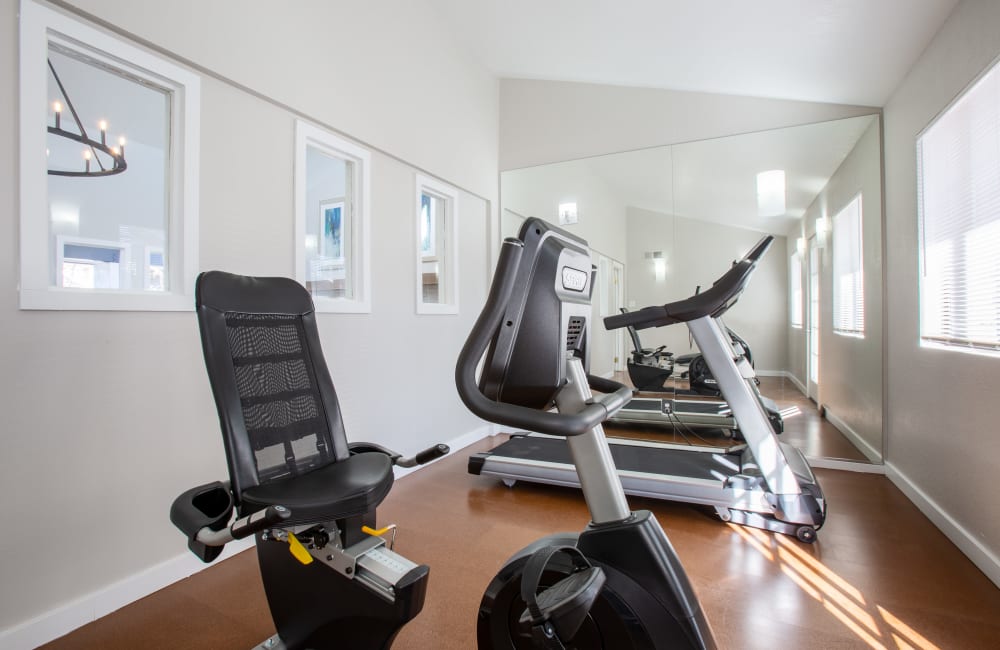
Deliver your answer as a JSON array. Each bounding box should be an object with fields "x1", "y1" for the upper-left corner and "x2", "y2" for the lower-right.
[{"x1": 196, "y1": 271, "x2": 350, "y2": 505}]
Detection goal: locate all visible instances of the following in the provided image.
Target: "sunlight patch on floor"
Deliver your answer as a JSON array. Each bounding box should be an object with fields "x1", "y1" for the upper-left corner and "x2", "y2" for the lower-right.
[
  {"x1": 728, "y1": 524, "x2": 941, "y2": 650},
  {"x1": 779, "y1": 405, "x2": 802, "y2": 419}
]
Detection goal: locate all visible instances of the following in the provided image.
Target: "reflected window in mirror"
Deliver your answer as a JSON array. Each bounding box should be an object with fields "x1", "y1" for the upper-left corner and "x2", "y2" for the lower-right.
[
  {"x1": 415, "y1": 174, "x2": 459, "y2": 314},
  {"x1": 295, "y1": 120, "x2": 371, "y2": 313},
  {"x1": 918, "y1": 55, "x2": 1000, "y2": 355},
  {"x1": 790, "y1": 251, "x2": 804, "y2": 329},
  {"x1": 19, "y1": 0, "x2": 200, "y2": 310},
  {"x1": 832, "y1": 195, "x2": 864, "y2": 338}
]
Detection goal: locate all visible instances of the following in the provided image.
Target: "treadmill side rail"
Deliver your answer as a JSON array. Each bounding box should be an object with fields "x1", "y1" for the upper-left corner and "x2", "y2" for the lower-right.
[{"x1": 688, "y1": 316, "x2": 802, "y2": 496}]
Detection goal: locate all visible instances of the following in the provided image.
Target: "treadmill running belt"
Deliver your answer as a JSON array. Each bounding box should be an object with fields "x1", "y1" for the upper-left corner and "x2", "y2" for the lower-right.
[
  {"x1": 623, "y1": 398, "x2": 729, "y2": 415},
  {"x1": 484, "y1": 435, "x2": 744, "y2": 481},
  {"x1": 673, "y1": 400, "x2": 729, "y2": 415}
]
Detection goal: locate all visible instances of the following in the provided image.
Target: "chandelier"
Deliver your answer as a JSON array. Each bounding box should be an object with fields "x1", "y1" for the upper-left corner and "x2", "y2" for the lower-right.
[{"x1": 47, "y1": 58, "x2": 127, "y2": 177}]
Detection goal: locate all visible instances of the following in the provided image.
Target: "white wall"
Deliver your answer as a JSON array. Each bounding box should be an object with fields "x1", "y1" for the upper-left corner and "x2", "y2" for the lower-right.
[
  {"x1": 789, "y1": 118, "x2": 884, "y2": 460},
  {"x1": 500, "y1": 79, "x2": 880, "y2": 171},
  {"x1": 882, "y1": 0, "x2": 1000, "y2": 584},
  {"x1": 1, "y1": 0, "x2": 498, "y2": 642},
  {"x1": 502, "y1": 161, "x2": 628, "y2": 262},
  {"x1": 66, "y1": 0, "x2": 499, "y2": 199},
  {"x1": 625, "y1": 208, "x2": 789, "y2": 373}
]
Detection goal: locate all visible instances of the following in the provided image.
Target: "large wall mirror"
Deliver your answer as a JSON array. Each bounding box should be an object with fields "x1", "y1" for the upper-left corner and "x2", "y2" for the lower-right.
[{"x1": 501, "y1": 114, "x2": 884, "y2": 464}]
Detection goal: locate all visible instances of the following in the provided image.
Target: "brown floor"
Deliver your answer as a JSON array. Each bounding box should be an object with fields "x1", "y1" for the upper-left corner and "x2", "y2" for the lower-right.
[
  {"x1": 42, "y1": 433, "x2": 1000, "y2": 650},
  {"x1": 755, "y1": 376, "x2": 870, "y2": 462},
  {"x1": 608, "y1": 373, "x2": 870, "y2": 462}
]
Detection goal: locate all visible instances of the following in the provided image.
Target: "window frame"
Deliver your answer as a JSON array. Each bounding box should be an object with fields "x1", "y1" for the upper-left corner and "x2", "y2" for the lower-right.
[
  {"x1": 414, "y1": 173, "x2": 459, "y2": 315},
  {"x1": 917, "y1": 53, "x2": 1000, "y2": 356},
  {"x1": 19, "y1": 0, "x2": 200, "y2": 311},
  {"x1": 831, "y1": 194, "x2": 865, "y2": 338},
  {"x1": 294, "y1": 120, "x2": 372, "y2": 313}
]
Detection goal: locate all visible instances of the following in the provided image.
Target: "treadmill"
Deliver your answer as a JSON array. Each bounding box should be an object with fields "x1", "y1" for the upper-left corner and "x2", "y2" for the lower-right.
[
  {"x1": 611, "y1": 315, "x2": 784, "y2": 437},
  {"x1": 469, "y1": 227, "x2": 826, "y2": 542}
]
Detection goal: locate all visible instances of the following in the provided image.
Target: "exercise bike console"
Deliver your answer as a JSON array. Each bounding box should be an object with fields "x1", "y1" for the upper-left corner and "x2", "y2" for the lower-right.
[{"x1": 457, "y1": 218, "x2": 717, "y2": 649}]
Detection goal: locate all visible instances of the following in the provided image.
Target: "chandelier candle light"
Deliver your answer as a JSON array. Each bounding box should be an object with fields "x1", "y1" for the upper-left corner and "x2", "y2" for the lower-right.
[{"x1": 47, "y1": 58, "x2": 127, "y2": 177}]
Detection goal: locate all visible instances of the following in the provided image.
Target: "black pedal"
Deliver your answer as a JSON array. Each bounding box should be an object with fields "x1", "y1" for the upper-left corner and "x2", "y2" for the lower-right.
[{"x1": 518, "y1": 546, "x2": 607, "y2": 647}]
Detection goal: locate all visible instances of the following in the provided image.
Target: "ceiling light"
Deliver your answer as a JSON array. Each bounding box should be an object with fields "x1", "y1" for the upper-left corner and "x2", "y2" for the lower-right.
[{"x1": 757, "y1": 170, "x2": 785, "y2": 217}]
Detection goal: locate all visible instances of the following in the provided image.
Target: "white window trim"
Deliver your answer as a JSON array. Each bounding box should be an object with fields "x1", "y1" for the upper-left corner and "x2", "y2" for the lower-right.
[
  {"x1": 19, "y1": 0, "x2": 200, "y2": 311},
  {"x1": 415, "y1": 174, "x2": 459, "y2": 315},
  {"x1": 294, "y1": 120, "x2": 371, "y2": 313}
]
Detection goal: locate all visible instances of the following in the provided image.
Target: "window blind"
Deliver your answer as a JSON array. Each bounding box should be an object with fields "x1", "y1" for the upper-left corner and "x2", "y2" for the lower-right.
[
  {"x1": 832, "y1": 196, "x2": 864, "y2": 336},
  {"x1": 918, "y1": 57, "x2": 1000, "y2": 353}
]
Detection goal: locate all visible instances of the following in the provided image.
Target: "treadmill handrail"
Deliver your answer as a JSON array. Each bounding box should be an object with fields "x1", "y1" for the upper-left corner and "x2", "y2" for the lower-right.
[
  {"x1": 456, "y1": 239, "x2": 633, "y2": 437},
  {"x1": 604, "y1": 235, "x2": 773, "y2": 332}
]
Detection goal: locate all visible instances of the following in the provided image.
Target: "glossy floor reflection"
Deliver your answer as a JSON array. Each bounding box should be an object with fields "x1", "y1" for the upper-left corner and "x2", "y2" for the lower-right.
[{"x1": 610, "y1": 372, "x2": 870, "y2": 461}]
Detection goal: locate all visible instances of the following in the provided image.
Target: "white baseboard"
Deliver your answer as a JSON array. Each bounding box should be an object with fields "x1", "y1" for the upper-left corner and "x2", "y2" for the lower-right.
[
  {"x1": 823, "y1": 408, "x2": 883, "y2": 463},
  {"x1": 1, "y1": 425, "x2": 494, "y2": 650},
  {"x1": 0, "y1": 536, "x2": 255, "y2": 650},
  {"x1": 806, "y1": 456, "x2": 885, "y2": 473},
  {"x1": 785, "y1": 372, "x2": 808, "y2": 395},
  {"x1": 886, "y1": 462, "x2": 1000, "y2": 589}
]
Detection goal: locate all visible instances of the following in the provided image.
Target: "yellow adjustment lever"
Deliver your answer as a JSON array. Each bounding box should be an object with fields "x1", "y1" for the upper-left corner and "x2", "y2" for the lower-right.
[
  {"x1": 287, "y1": 532, "x2": 314, "y2": 565},
  {"x1": 362, "y1": 525, "x2": 393, "y2": 537},
  {"x1": 362, "y1": 524, "x2": 398, "y2": 549}
]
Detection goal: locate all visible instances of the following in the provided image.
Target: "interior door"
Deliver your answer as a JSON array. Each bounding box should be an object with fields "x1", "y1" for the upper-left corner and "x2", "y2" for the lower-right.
[
  {"x1": 611, "y1": 260, "x2": 625, "y2": 373},
  {"x1": 807, "y1": 235, "x2": 820, "y2": 400}
]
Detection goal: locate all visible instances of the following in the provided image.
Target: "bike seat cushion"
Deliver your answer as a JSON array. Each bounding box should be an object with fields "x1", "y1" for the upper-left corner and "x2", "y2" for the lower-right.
[{"x1": 241, "y1": 451, "x2": 394, "y2": 526}]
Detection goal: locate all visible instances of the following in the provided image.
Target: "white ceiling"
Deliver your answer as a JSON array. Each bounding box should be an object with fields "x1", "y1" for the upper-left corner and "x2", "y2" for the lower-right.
[
  {"x1": 586, "y1": 115, "x2": 878, "y2": 233},
  {"x1": 506, "y1": 115, "x2": 878, "y2": 235},
  {"x1": 427, "y1": 0, "x2": 959, "y2": 106}
]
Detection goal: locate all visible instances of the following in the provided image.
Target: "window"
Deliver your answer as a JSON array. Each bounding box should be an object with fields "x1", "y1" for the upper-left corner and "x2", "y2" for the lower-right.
[
  {"x1": 294, "y1": 120, "x2": 371, "y2": 313},
  {"x1": 57, "y1": 237, "x2": 130, "y2": 289},
  {"x1": 790, "y1": 251, "x2": 803, "y2": 328},
  {"x1": 918, "y1": 57, "x2": 1000, "y2": 354},
  {"x1": 415, "y1": 174, "x2": 459, "y2": 314},
  {"x1": 19, "y1": 1, "x2": 200, "y2": 310},
  {"x1": 832, "y1": 195, "x2": 864, "y2": 337}
]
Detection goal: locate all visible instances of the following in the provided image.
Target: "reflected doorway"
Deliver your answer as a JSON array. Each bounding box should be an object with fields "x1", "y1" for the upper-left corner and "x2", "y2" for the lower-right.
[{"x1": 808, "y1": 235, "x2": 820, "y2": 402}]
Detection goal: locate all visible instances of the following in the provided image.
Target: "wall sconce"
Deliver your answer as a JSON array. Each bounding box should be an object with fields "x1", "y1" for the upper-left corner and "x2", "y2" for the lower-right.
[
  {"x1": 815, "y1": 215, "x2": 830, "y2": 248},
  {"x1": 796, "y1": 237, "x2": 806, "y2": 256},
  {"x1": 558, "y1": 202, "x2": 578, "y2": 225},
  {"x1": 646, "y1": 251, "x2": 667, "y2": 282}
]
